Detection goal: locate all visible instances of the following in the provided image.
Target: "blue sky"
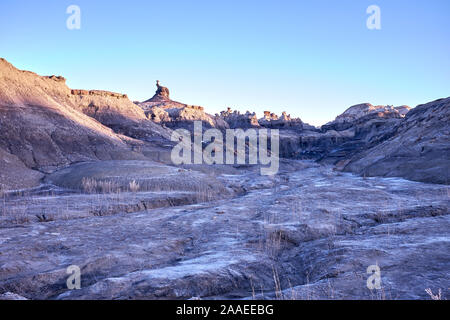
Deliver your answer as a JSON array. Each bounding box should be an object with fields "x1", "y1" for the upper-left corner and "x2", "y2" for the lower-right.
[{"x1": 1, "y1": 0, "x2": 449, "y2": 125}]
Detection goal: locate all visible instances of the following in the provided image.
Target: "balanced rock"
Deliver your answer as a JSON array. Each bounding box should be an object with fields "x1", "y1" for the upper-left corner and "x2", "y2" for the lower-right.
[
  {"x1": 144, "y1": 80, "x2": 171, "y2": 103},
  {"x1": 139, "y1": 82, "x2": 226, "y2": 130}
]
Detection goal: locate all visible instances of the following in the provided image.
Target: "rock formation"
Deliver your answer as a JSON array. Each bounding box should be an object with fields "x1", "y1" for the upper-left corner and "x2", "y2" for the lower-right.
[
  {"x1": 314, "y1": 103, "x2": 410, "y2": 164},
  {"x1": 219, "y1": 108, "x2": 259, "y2": 128},
  {"x1": 138, "y1": 82, "x2": 227, "y2": 130},
  {"x1": 322, "y1": 103, "x2": 409, "y2": 131},
  {"x1": 0, "y1": 148, "x2": 43, "y2": 190},
  {"x1": 144, "y1": 80, "x2": 171, "y2": 103},
  {"x1": 70, "y1": 87, "x2": 171, "y2": 141},
  {"x1": 343, "y1": 97, "x2": 450, "y2": 184},
  {"x1": 0, "y1": 58, "x2": 172, "y2": 189},
  {"x1": 0, "y1": 59, "x2": 129, "y2": 173},
  {"x1": 137, "y1": 80, "x2": 447, "y2": 184},
  {"x1": 259, "y1": 111, "x2": 315, "y2": 130},
  {"x1": 216, "y1": 108, "x2": 316, "y2": 131},
  {"x1": 394, "y1": 105, "x2": 411, "y2": 116}
]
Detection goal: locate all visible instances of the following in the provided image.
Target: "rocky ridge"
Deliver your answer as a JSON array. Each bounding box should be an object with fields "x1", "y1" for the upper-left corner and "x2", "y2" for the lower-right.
[
  {"x1": 343, "y1": 97, "x2": 450, "y2": 184},
  {"x1": 0, "y1": 58, "x2": 173, "y2": 190}
]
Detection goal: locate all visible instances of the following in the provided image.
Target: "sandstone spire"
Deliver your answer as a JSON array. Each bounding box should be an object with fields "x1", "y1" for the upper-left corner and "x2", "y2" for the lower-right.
[{"x1": 148, "y1": 80, "x2": 170, "y2": 102}]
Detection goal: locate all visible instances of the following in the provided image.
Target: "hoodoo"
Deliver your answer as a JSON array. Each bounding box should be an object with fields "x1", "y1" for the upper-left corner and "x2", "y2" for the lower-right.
[{"x1": 145, "y1": 80, "x2": 171, "y2": 103}]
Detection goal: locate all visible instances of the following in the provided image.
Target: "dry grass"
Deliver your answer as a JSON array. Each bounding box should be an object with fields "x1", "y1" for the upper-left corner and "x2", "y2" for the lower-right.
[
  {"x1": 0, "y1": 206, "x2": 30, "y2": 226},
  {"x1": 272, "y1": 265, "x2": 283, "y2": 299},
  {"x1": 0, "y1": 174, "x2": 228, "y2": 227},
  {"x1": 128, "y1": 180, "x2": 140, "y2": 192},
  {"x1": 80, "y1": 174, "x2": 229, "y2": 204},
  {"x1": 425, "y1": 288, "x2": 442, "y2": 300},
  {"x1": 81, "y1": 177, "x2": 97, "y2": 194},
  {"x1": 81, "y1": 177, "x2": 120, "y2": 194}
]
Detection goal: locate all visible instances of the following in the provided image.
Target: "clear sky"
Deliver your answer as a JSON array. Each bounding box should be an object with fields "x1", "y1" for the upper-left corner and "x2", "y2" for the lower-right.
[{"x1": 1, "y1": 0, "x2": 449, "y2": 125}]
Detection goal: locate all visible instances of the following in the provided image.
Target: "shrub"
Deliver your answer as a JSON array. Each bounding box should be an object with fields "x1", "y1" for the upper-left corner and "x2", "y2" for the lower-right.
[{"x1": 129, "y1": 180, "x2": 140, "y2": 193}]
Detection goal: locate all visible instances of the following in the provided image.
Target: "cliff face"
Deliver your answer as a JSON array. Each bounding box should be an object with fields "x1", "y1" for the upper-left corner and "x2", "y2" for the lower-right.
[
  {"x1": 325, "y1": 103, "x2": 410, "y2": 125},
  {"x1": 136, "y1": 81, "x2": 448, "y2": 184},
  {"x1": 0, "y1": 59, "x2": 130, "y2": 172},
  {"x1": 0, "y1": 58, "x2": 172, "y2": 188},
  {"x1": 343, "y1": 97, "x2": 450, "y2": 184},
  {"x1": 316, "y1": 104, "x2": 409, "y2": 164},
  {"x1": 251, "y1": 104, "x2": 409, "y2": 162},
  {"x1": 69, "y1": 89, "x2": 171, "y2": 141},
  {"x1": 0, "y1": 148, "x2": 43, "y2": 190}
]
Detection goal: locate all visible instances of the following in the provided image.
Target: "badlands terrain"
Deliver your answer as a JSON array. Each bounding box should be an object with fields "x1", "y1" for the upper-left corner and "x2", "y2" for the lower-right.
[{"x1": 0, "y1": 58, "x2": 448, "y2": 299}]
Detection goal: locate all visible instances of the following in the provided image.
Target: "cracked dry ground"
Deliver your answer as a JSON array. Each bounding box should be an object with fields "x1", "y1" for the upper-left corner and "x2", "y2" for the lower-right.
[{"x1": 0, "y1": 160, "x2": 449, "y2": 300}]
